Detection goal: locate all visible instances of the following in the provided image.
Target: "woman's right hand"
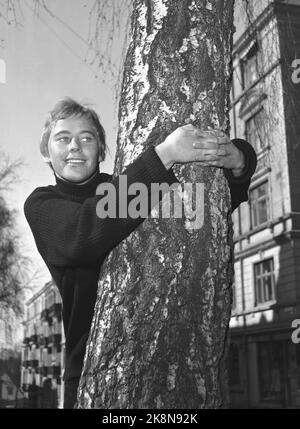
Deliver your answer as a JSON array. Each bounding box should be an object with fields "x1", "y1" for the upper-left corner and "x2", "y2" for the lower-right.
[{"x1": 155, "y1": 124, "x2": 228, "y2": 170}]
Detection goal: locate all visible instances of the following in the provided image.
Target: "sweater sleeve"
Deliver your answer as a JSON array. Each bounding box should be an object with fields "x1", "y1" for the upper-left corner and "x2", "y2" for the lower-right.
[
  {"x1": 224, "y1": 138, "x2": 257, "y2": 212},
  {"x1": 24, "y1": 146, "x2": 179, "y2": 267}
]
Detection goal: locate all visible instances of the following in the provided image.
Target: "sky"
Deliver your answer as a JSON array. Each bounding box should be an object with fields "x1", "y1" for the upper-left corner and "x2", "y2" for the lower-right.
[{"x1": 0, "y1": 0, "x2": 129, "y2": 295}]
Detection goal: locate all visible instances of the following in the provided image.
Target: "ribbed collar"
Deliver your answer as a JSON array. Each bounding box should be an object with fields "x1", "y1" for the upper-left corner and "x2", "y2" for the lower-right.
[{"x1": 54, "y1": 170, "x2": 103, "y2": 198}]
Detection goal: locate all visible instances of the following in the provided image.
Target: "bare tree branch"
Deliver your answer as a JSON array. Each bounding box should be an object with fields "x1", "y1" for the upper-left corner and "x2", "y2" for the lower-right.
[
  {"x1": 0, "y1": 0, "x2": 23, "y2": 26},
  {"x1": 84, "y1": 0, "x2": 133, "y2": 103},
  {"x1": 0, "y1": 152, "x2": 23, "y2": 191},
  {"x1": 0, "y1": 154, "x2": 37, "y2": 316}
]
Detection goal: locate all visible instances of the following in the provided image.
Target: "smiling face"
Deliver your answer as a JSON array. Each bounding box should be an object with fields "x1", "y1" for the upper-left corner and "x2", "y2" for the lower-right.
[{"x1": 47, "y1": 115, "x2": 100, "y2": 183}]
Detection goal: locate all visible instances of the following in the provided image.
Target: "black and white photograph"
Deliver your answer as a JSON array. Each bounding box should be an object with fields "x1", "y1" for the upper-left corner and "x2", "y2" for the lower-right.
[{"x1": 0, "y1": 0, "x2": 299, "y2": 413}]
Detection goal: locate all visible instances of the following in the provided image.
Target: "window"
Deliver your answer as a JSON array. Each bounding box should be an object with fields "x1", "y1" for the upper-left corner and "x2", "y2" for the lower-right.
[
  {"x1": 254, "y1": 258, "x2": 276, "y2": 305},
  {"x1": 45, "y1": 291, "x2": 55, "y2": 309},
  {"x1": 241, "y1": 41, "x2": 260, "y2": 89},
  {"x1": 55, "y1": 344, "x2": 62, "y2": 354},
  {"x1": 29, "y1": 304, "x2": 34, "y2": 319},
  {"x1": 6, "y1": 385, "x2": 13, "y2": 396},
  {"x1": 249, "y1": 182, "x2": 269, "y2": 228},
  {"x1": 34, "y1": 300, "x2": 41, "y2": 316},
  {"x1": 24, "y1": 347, "x2": 29, "y2": 361},
  {"x1": 6, "y1": 324, "x2": 12, "y2": 344},
  {"x1": 245, "y1": 109, "x2": 266, "y2": 154},
  {"x1": 62, "y1": 345, "x2": 66, "y2": 370},
  {"x1": 231, "y1": 283, "x2": 236, "y2": 312},
  {"x1": 258, "y1": 342, "x2": 283, "y2": 403},
  {"x1": 229, "y1": 343, "x2": 241, "y2": 386}
]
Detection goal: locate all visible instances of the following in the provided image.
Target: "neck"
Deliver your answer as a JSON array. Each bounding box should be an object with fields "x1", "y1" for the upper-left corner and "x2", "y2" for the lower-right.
[
  {"x1": 55, "y1": 169, "x2": 98, "y2": 185},
  {"x1": 54, "y1": 168, "x2": 102, "y2": 198}
]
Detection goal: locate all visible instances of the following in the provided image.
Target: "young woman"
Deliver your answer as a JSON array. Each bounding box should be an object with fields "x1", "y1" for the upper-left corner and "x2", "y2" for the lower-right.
[{"x1": 24, "y1": 98, "x2": 257, "y2": 408}]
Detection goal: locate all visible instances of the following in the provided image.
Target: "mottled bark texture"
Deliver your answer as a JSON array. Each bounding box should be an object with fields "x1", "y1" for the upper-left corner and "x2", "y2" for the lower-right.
[{"x1": 78, "y1": 0, "x2": 235, "y2": 409}]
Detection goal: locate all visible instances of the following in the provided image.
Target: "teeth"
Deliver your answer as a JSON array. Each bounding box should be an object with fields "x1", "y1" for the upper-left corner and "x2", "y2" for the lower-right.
[{"x1": 66, "y1": 160, "x2": 85, "y2": 164}]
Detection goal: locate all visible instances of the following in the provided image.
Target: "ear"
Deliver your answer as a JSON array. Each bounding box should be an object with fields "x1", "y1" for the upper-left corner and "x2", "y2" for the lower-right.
[
  {"x1": 40, "y1": 139, "x2": 51, "y2": 163},
  {"x1": 42, "y1": 155, "x2": 51, "y2": 164}
]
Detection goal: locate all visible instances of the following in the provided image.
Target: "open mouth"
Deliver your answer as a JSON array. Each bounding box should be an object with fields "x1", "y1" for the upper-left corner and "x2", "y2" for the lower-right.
[{"x1": 65, "y1": 159, "x2": 86, "y2": 165}]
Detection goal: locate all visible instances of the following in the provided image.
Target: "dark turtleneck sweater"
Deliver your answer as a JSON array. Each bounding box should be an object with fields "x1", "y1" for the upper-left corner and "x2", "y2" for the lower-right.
[{"x1": 24, "y1": 141, "x2": 256, "y2": 405}]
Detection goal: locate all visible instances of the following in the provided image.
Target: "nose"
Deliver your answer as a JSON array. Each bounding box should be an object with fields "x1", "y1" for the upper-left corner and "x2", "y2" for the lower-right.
[{"x1": 69, "y1": 137, "x2": 81, "y2": 151}]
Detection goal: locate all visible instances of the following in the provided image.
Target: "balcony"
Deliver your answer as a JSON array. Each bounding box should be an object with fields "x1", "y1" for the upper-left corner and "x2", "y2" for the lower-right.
[
  {"x1": 23, "y1": 360, "x2": 30, "y2": 368},
  {"x1": 30, "y1": 334, "x2": 38, "y2": 344},
  {"x1": 40, "y1": 366, "x2": 48, "y2": 377},
  {"x1": 38, "y1": 335, "x2": 48, "y2": 347},
  {"x1": 48, "y1": 303, "x2": 62, "y2": 321},
  {"x1": 41, "y1": 309, "x2": 50, "y2": 321},
  {"x1": 48, "y1": 334, "x2": 62, "y2": 346},
  {"x1": 22, "y1": 384, "x2": 29, "y2": 392},
  {"x1": 31, "y1": 359, "x2": 39, "y2": 368},
  {"x1": 47, "y1": 365, "x2": 61, "y2": 377}
]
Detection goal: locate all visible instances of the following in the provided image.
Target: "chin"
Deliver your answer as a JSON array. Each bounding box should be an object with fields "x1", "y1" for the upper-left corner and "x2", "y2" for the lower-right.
[
  {"x1": 63, "y1": 166, "x2": 97, "y2": 183},
  {"x1": 69, "y1": 176, "x2": 87, "y2": 183},
  {"x1": 68, "y1": 174, "x2": 90, "y2": 183}
]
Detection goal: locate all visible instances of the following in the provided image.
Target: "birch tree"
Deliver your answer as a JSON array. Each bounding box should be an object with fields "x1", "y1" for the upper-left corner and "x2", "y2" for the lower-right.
[{"x1": 77, "y1": 0, "x2": 235, "y2": 409}]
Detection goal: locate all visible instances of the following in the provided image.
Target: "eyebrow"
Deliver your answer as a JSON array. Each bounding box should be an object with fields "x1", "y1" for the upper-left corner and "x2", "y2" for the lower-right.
[{"x1": 53, "y1": 130, "x2": 96, "y2": 138}]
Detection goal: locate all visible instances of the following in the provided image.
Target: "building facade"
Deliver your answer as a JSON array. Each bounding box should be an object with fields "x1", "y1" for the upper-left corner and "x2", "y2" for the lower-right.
[
  {"x1": 21, "y1": 280, "x2": 65, "y2": 408},
  {"x1": 229, "y1": 0, "x2": 300, "y2": 408},
  {"x1": 0, "y1": 305, "x2": 23, "y2": 408}
]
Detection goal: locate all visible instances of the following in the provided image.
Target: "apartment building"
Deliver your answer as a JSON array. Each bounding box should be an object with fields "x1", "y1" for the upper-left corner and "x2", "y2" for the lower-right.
[
  {"x1": 21, "y1": 280, "x2": 65, "y2": 408},
  {"x1": 229, "y1": 0, "x2": 300, "y2": 408},
  {"x1": 0, "y1": 305, "x2": 23, "y2": 408}
]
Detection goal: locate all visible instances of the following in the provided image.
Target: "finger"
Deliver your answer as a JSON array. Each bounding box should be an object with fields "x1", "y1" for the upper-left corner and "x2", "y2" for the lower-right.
[
  {"x1": 203, "y1": 149, "x2": 226, "y2": 156},
  {"x1": 193, "y1": 139, "x2": 220, "y2": 148},
  {"x1": 214, "y1": 129, "x2": 226, "y2": 137},
  {"x1": 197, "y1": 160, "x2": 223, "y2": 167},
  {"x1": 194, "y1": 147, "x2": 227, "y2": 156},
  {"x1": 209, "y1": 132, "x2": 230, "y2": 145},
  {"x1": 205, "y1": 160, "x2": 225, "y2": 167},
  {"x1": 195, "y1": 155, "x2": 225, "y2": 164},
  {"x1": 194, "y1": 129, "x2": 224, "y2": 141},
  {"x1": 203, "y1": 127, "x2": 224, "y2": 135},
  {"x1": 201, "y1": 129, "x2": 230, "y2": 144},
  {"x1": 196, "y1": 161, "x2": 210, "y2": 166},
  {"x1": 197, "y1": 129, "x2": 216, "y2": 138},
  {"x1": 202, "y1": 154, "x2": 225, "y2": 162},
  {"x1": 194, "y1": 129, "x2": 212, "y2": 138},
  {"x1": 217, "y1": 136, "x2": 231, "y2": 145},
  {"x1": 200, "y1": 134, "x2": 230, "y2": 145}
]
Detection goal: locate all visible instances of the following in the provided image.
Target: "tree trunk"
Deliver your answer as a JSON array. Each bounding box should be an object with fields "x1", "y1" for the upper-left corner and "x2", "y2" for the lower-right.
[{"x1": 77, "y1": 0, "x2": 235, "y2": 409}]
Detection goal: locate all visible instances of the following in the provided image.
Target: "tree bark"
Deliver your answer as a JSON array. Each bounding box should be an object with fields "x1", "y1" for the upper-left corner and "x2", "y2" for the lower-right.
[{"x1": 77, "y1": 0, "x2": 235, "y2": 409}]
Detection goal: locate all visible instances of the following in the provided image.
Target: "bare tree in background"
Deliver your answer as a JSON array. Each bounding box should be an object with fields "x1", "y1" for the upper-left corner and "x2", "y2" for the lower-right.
[
  {"x1": 77, "y1": 0, "x2": 235, "y2": 409},
  {"x1": 0, "y1": 0, "x2": 22, "y2": 26},
  {"x1": 0, "y1": 156, "x2": 24, "y2": 315},
  {"x1": 0, "y1": 154, "x2": 41, "y2": 315}
]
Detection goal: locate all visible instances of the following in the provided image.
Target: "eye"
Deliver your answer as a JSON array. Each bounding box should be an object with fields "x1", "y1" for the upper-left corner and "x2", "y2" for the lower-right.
[
  {"x1": 57, "y1": 136, "x2": 70, "y2": 144},
  {"x1": 80, "y1": 136, "x2": 94, "y2": 144}
]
